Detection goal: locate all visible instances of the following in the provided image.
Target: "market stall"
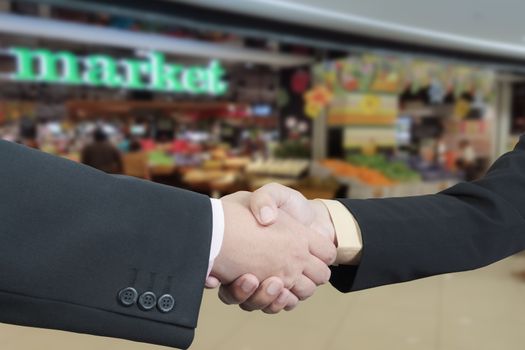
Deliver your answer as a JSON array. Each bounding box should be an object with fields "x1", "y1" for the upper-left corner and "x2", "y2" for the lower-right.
[{"x1": 306, "y1": 53, "x2": 497, "y2": 198}]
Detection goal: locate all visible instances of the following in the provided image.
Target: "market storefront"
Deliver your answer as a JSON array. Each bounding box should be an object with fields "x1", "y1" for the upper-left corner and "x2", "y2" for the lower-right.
[
  {"x1": 0, "y1": 1, "x2": 523, "y2": 201},
  {"x1": 306, "y1": 53, "x2": 501, "y2": 198},
  {"x1": 0, "y1": 9, "x2": 322, "y2": 197}
]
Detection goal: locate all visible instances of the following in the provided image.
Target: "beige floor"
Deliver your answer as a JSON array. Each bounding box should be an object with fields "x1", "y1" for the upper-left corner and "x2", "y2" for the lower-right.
[{"x1": 2, "y1": 254, "x2": 525, "y2": 350}]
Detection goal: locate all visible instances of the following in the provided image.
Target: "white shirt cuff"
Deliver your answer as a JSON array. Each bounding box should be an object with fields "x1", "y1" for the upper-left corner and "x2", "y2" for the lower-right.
[{"x1": 207, "y1": 198, "x2": 225, "y2": 278}]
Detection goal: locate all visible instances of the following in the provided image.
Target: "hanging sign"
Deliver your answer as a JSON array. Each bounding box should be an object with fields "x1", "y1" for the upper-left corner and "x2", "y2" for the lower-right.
[
  {"x1": 2, "y1": 47, "x2": 228, "y2": 95},
  {"x1": 313, "y1": 54, "x2": 495, "y2": 101},
  {"x1": 328, "y1": 93, "x2": 398, "y2": 126}
]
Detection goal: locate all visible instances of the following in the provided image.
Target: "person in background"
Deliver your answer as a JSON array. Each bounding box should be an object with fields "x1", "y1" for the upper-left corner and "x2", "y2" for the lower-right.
[{"x1": 81, "y1": 127, "x2": 123, "y2": 174}]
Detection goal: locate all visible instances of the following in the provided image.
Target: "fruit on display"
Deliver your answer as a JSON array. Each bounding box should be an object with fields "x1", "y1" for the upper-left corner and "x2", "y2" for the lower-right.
[
  {"x1": 346, "y1": 154, "x2": 420, "y2": 182},
  {"x1": 148, "y1": 151, "x2": 174, "y2": 166},
  {"x1": 381, "y1": 161, "x2": 421, "y2": 182},
  {"x1": 320, "y1": 159, "x2": 394, "y2": 186},
  {"x1": 321, "y1": 154, "x2": 421, "y2": 186}
]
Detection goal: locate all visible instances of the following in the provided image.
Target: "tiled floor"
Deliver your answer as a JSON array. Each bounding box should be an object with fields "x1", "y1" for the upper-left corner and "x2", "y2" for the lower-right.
[{"x1": 2, "y1": 254, "x2": 525, "y2": 350}]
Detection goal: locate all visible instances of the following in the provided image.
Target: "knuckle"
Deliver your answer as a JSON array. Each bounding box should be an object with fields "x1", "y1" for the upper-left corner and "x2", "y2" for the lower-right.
[
  {"x1": 316, "y1": 267, "x2": 331, "y2": 285},
  {"x1": 320, "y1": 246, "x2": 337, "y2": 265},
  {"x1": 310, "y1": 272, "x2": 326, "y2": 286},
  {"x1": 266, "y1": 182, "x2": 282, "y2": 190},
  {"x1": 283, "y1": 275, "x2": 298, "y2": 290},
  {"x1": 291, "y1": 188, "x2": 305, "y2": 199},
  {"x1": 293, "y1": 282, "x2": 315, "y2": 301},
  {"x1": 292, "y1": 288, "x2": 308, "y2": 301}
]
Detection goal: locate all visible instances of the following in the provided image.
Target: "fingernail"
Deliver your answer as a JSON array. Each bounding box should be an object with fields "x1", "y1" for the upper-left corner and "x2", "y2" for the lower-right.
[
  {"x1": 241, "y1": 279, "x2": 256, "y2": 293},
  {"x1": 260, "y1": 206, "x2": 275, "y2": 224},
  {"x1": 266, "y1": 281, "x2": 281, "y2": 296}
]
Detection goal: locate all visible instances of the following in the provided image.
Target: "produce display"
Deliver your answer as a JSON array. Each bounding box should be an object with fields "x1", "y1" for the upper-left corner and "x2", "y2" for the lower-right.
[
  {"x1": 148, "y1": 151, "x2": 175, "y2": 166},
  {"x1": 273, "y1": 140, "x2": 311, "y2": 159},
  {"x1": 321, "y1": 154, "x2": 421, "y2": 186},
  {"x1": 320, "y1": 159, "x2": 394, "y2": 186},
  {"x1": 346, "y1": 154, "x2": 421, "y2": 182}
]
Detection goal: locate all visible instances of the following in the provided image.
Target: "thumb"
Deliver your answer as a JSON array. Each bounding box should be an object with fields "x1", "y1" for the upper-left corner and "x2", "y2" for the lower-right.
[
  {"x1": 249, "y1": 190, "x2": 279, "y2": 225},
  {"x1": 249, "y1": 183, "x2": 314, "y2": 226}
]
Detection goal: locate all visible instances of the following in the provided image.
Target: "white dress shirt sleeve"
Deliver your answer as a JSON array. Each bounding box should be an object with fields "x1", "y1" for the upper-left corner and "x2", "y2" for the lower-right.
[{"x1": 207, "y1": 198, "x2": 225, "y2": 277}]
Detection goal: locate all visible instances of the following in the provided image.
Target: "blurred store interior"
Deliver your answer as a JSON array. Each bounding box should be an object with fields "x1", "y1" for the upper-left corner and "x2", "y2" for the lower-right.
[
  {"x1": 2, "y1": 0, "x2": 525, "y2": 349},
  {"x1": 4, "y1": 0, "x2": 525, "y2": 200}
]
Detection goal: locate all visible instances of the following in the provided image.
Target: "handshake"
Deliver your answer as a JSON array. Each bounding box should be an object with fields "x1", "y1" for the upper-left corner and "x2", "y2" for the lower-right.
[{"x1": 207, "y1": 183, "x2": 337, "y2": 314}]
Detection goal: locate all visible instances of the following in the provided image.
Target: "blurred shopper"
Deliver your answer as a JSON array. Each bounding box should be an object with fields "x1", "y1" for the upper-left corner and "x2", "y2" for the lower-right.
[{"x1": 81, "y1": 127, "x2": 123, "y2": 174}]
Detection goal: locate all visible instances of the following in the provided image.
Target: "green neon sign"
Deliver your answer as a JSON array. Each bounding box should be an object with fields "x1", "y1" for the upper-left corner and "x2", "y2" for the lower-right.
[{"x1": 6, "y1": 47, "x2": 228, "y2": 95}]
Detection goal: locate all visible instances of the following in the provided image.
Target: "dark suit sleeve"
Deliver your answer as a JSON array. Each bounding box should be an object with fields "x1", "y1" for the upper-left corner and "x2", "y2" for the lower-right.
[
  {"x1": 0, "y1": 140, "x2": 212, "y2": 349},
  {"x1": 330, "y1": 135, "x2": 525, "y2": 293}
]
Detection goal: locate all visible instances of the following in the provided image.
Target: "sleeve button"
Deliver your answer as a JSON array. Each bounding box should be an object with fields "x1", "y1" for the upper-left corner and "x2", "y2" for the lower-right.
[
  {"x1": 138, "y1": 291, "x2": 157, "y2": 311},
  {"x1": 118, "y1": 287, "x2": 138, "y2": 307},
  {"x1": 157, "y1": 294, "x2": 175, "y2": 313}
]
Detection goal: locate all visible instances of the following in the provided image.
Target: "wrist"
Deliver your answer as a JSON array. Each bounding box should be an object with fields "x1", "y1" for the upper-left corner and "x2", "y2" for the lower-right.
[{"x1": 211, "y1": 197, "x2": 257, "y2": 284}]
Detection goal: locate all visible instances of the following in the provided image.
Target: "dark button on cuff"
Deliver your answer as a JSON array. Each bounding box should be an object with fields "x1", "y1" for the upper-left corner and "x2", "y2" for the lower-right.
[
  {"x1": 118, "y1": 287, "x2": 138, "y2": 306},
  {"x1": 157, "y1": 294, "x2": 175, "y2": 313},
  {"x1": 138, "y1": 291, "x2": 157, "y2": 310}
]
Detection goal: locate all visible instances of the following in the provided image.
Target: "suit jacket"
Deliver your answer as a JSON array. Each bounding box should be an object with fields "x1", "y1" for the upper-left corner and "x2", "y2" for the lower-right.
[
  {"x1": 0, "y1": 140, "x2": 212, "y2": 349},
  {"x1": 331, "y1": 135, "x2": 525, "y2": 292}
]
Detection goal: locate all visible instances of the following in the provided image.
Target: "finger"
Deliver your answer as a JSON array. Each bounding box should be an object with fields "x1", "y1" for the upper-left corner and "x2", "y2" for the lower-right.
[
  {"x1": 284, "y1": 293, "x2": 299, "y2": 311},
  {"x1": 218, "y1": 274, "x2": 259, "y2": 305},
  {"x1": 239, "y1": 277, "x2": 284, "y2": 311},
  {"x1": 305, "y1": 227, "x2": 337, "y2": 265},
  {"x1": 251, "y1": 183, "x2": 314, "y2": 226},
  {"x1": 205, "y1": 276, "x2": 220, "y2": 289},
  {"x1": 284, "y1": 292, "x2": 299, "y2": 311},
  {"x1": 262, "y1": 289, "x2": 293, "y2": 314},
  {"x1": 291, "y1": 275, "x2": 317, "y2": 301},
  {"x1": 249, "y1": 190, "x2": 279, "y2": 225},
  {"x1": 302, "y1": 255, "x2": 332, "y2": 285},
  {"x1": 310, "y1": 216, "x2": 335, "y2": 241}
]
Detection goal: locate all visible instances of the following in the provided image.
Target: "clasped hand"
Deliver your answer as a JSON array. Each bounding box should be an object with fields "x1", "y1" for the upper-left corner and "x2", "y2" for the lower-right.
[{"x1": 208, "y1": 183, "x2": 337, "y2": 314}]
